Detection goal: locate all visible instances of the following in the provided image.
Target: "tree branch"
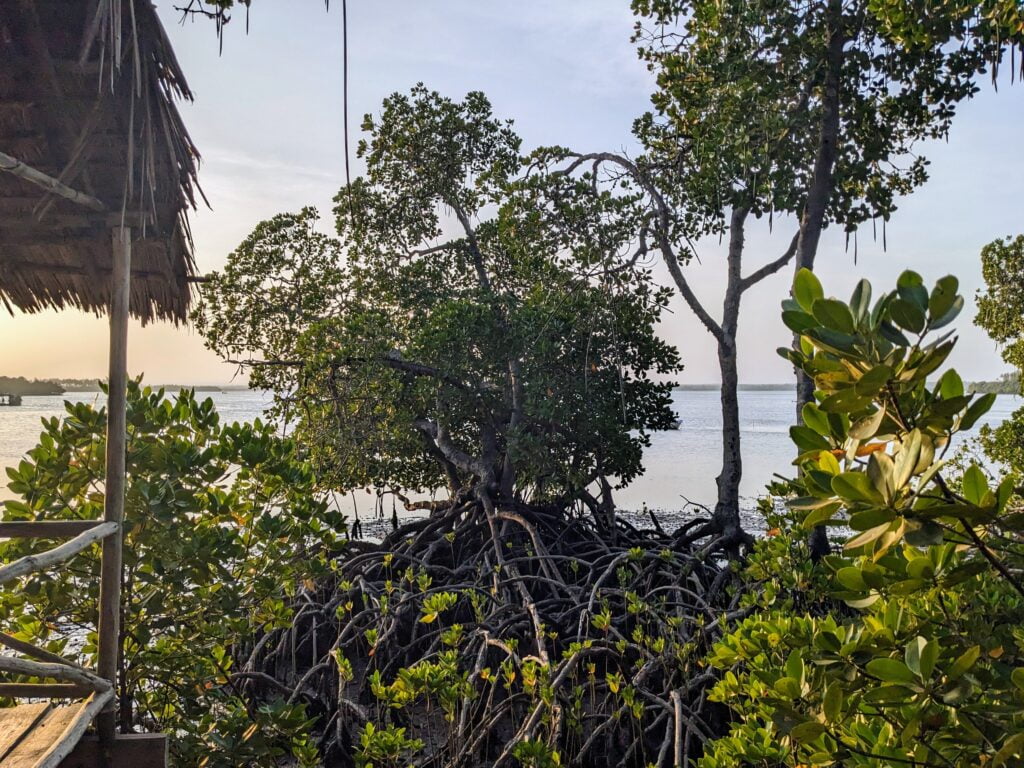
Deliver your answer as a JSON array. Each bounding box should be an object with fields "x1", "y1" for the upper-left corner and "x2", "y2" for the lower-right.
[
  {"x1": 559, "y1": 151, "x2": 725, "y2": 342},
  {"x1": 739, "y1": 231, "x2": 800, "y2": 292}
]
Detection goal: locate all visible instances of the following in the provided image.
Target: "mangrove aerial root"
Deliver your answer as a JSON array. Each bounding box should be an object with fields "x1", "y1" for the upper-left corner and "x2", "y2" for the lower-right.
[{"x1": 233, "y1": 502, "x2": 746, "y2": 767}]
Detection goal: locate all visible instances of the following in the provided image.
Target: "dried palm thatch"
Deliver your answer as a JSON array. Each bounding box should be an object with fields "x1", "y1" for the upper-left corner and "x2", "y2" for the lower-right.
[{"x1": 0, "y1": 0, "x2": 202, "y2": 324}]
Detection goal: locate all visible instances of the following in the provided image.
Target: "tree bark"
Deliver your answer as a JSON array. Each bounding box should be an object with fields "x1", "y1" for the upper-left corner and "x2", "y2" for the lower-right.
[
  {"x1": 712, "y1": 209, "x2": 747, "y2": 540},
  {"x1": 714, "y1": 338, "x2": 743, "y2": 540},
  {"x1": 793, "y1": 0, "x2": 845, "y2": 423},
  {"x1": 791, "y1": 0, "x2": 844, "y2": 560}
]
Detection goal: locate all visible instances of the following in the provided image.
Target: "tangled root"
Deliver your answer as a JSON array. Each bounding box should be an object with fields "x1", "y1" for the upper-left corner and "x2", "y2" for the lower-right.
[{"x1": 234, "y1": 501, "x2": 748, "y2": 767}]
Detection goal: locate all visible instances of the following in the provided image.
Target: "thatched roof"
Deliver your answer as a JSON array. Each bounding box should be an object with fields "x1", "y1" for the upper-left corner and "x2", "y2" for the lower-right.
[{"x1": 0, "y1": 0, "x2": 202, "y2": 324}]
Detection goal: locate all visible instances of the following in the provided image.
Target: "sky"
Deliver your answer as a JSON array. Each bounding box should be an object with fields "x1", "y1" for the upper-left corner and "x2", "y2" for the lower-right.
[{"x1": 0, "y1": 1, "x2": 1021, "y2": 385}]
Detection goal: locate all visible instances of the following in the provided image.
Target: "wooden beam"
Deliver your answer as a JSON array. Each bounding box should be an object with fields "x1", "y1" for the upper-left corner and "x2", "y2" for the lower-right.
[
  {"x1": 0, "y1": 631, "x2": 89, "y2": 671},
  {"x1": 0, "y1": 522, "x2": 118, "y2": 586},
  {"x1": 96, "y1": 225, "x2": 131, "y2": 744},
  {"x1": 0, "y1": 634, "x2": 79, "y2": 667},
  {"x1": 0, "y1": 656, "x2": 110, "y2": 692},
  {"x1": 0, "y1": 151, "x2": 105, "y2": 212},
  {"x1": 0, "y1": 521, "x2": 106, "y2": 539}
]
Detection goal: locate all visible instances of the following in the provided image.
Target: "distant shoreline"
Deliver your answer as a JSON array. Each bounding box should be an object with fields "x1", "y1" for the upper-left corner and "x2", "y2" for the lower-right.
[
  {"x1": 0, "y1": 375, "x2": 249, "y2": 396},
  {"x1": 675, "y1": 383, "x2": 793, "y2": 391}
]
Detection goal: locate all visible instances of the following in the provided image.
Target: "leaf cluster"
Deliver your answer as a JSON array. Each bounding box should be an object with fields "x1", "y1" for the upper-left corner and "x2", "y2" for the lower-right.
[{"x1": 701, "y1": 270, "x2": 1024, "y2": 767}]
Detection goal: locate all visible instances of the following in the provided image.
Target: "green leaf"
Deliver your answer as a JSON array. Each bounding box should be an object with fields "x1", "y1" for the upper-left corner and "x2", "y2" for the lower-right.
[
  {"x1": 1012, "y1": 668, "x2": 1024, "y2": 691},
  {"x1": 844, "y1": 521, "x2": 892, "y2": 550},
  {"x1": 850, "y1": 279, "x2": 872, "y2": 324},
  {"x1": 849, "y1": 507, "x2": 895, "y2": 531},
  {"x1": 889, "y1": 298, "x2": 926, "y2": 334},
  {"x1": 832, "y1": 472, "x2": 884, "y2": 504},
  {"x1": 937, "y1": 369, "x2": 964, "y2": 399},
  {"x1": 928, "y1": 275, "x2": 959, "y2": 319},
  {"x1": 789, "y1": 721, "x2": 826, "y2": 743},
  {"x1": 836, "y1": 567, "x2": 868, "y2": 591},
  {"x1": 960, "y1": 393, "x2": 996, "y2": 431},
  {"x1": 854, "y1": 365, "x2": 892, "y2": 397},
  {"x1": 961, "y1": 465, "x2": 989, "y2": 506},
  {"x1": 905, "y1": 637, "x2": 933, "y2": 678},
  {"x1": 803, "y1": 503, "x2": 841, "y2": 530},
  {"x1": 782, "y1": 310, "x2": 818, "y2": 334},
  {"x1": 849, "y1": 407, "x2": 885, "y2": 441},
  {"x1": 802, "y1": 402, "x2": 831, "y2": 437},
  {"x1": 812, "y1": 298, "x2": 856, "y2": 334},
  {"x1": 794, "y1": 268, "x2": 824, "y2": 313},
  {"x1": 993, "y1": 732, "x2": 1024, "y2": 768},
  {"x1": 820, "y1": 388, "x2": 873, "y2": 414},
  {"x1": 929, "y1": 295, "x2": 964, "y2": 329},
  {"x1": 948, "y1": 645, "x2": 980, "y2": 679},
  {"x1": 823, "y1": 683, "x2": 843, "y2": 723},
  {"x1": 790, "y1": 426, "x2": 832, "y2": 453},
  {"x1": 866, "y1": 657, "x2": 916, "y2": 684}
]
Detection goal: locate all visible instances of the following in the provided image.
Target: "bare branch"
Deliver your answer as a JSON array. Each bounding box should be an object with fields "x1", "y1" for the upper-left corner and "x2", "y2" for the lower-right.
[{"x1": 739, "y1": 231, "x2": 800, "y2": 292}]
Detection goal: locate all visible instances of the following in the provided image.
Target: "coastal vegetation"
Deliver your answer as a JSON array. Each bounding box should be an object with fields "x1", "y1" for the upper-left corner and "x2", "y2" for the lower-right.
[
  {"x1": 2, "y1": 2, "x2": 1023, "y2": 767},
  {"x1": 0, "y1": 376, "x2": 63, "y2": 396},
  {"x1": 1, "y1": 383, "x2": 344, "y2": 766}
]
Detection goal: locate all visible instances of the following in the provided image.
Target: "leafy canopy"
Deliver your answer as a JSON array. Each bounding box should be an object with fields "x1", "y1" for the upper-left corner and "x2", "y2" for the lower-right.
[
  {"x1": 631, "y1": 0, "x2": 1017, "y2": 232},
  {"x1": 197, "y1": 86, "x2": 680, "y2": 505}
]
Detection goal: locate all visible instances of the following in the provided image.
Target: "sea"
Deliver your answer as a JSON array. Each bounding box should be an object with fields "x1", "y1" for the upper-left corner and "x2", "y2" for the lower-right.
[{"x1": 2, "y1": 389, "x2": 1019, "y2": 527}]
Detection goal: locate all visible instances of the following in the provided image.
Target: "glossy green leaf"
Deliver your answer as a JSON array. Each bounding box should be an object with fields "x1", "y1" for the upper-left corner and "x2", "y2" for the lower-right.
[{"x1": 794, "y1": 268, "x2": 824, "y2": 313}]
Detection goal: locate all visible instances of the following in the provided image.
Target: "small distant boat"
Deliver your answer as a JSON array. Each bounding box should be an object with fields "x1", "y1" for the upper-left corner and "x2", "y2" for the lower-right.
[{"x1": 0, "y1": 392, "x2": 23, "y2": 406}]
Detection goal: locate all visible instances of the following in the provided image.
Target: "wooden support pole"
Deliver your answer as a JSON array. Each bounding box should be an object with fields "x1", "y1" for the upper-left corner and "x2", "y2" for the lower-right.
[
  {"x1": 0, "y1": 150, "x2": 106, "y2": 212},
  {"x1": 96, "y1": 225, "x2": 131, "y2": 744}
]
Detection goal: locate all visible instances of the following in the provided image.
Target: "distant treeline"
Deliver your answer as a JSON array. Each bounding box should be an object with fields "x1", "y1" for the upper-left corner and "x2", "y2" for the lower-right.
[
  {"x1": 675, "y1": 383, "x2": 792, "y2": 391},
  {"x1": 0, "y1": 376, "x2": 64, "y2": 396},
  {"x1": 968, "y1": 371, "x2": 1021, "y2": 395},
  {"x1": 1, "y1": 376, "x2": 234, "y2": 396}
]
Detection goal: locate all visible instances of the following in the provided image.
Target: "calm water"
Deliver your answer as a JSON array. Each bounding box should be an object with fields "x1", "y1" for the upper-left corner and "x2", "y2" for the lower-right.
[{"x1": 1, "y1": 389, "x2": 1019, "y2": 513}]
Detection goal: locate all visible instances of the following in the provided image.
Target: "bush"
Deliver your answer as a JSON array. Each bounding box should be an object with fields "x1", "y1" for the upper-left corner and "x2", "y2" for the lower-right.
[
  {"x1": 1, "y1": 382, "x2": 345, "y2": 767},
  {"x1": 701, "y1": 270, "x2": 1024, "y2": 767}
]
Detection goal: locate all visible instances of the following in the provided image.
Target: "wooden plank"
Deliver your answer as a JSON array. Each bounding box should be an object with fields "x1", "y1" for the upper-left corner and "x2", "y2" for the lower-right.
[
  {"x1": 0, "y1": 523, "x2": 118, "y2": 586},
  {"x1": 0, "y1": 704, "x2": 50, "y2": 761},
  {"x1": 96, "y1": 225, "x2": 131, "y2": 743},
  {"x1": 1, "y1": 691, "x2": 111, "y2": 768},
  {"x1": 58, "y1": 734, "x2": 167, "y2": 768},
  {"x1": 0, "y1": 522, "x2": 105, "y2": 539},
  {"x1": 0, "y1": 684, "x2": 93, "y2": 699}
]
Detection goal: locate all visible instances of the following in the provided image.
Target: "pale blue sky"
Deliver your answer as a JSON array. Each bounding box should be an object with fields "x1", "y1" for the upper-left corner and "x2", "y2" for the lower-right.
[{"x1": 1, "y1": 1, "x2": 1020, "y2": 384}]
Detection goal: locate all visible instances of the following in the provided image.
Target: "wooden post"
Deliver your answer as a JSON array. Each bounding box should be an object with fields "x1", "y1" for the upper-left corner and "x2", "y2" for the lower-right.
[{"x1": 96, "y1": 225, "x2": 131, "y2": 744}]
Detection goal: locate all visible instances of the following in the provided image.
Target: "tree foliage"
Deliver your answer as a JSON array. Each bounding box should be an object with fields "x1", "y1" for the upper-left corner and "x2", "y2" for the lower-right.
[
  {"x1": 631, "y1": 0, "x2": 1017, "y2": 232},
  {"x1": 701, "y1": 270, "x2": 1024, "y2": 767},
  {"x1": 976, "y1": 234, "x2": 1024, "y2": 377},
  {"x1": 0, "y1": 383, "x2": 344, "y2": 767},
  {"x1": 197, "y1": 86, "x2": 680, "y2": 514}
]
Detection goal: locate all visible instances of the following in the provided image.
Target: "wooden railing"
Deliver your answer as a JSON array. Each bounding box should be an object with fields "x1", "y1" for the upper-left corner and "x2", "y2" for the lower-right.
[{"x1": 0, "y1": 521, "x2": 120, "y2": 707}]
